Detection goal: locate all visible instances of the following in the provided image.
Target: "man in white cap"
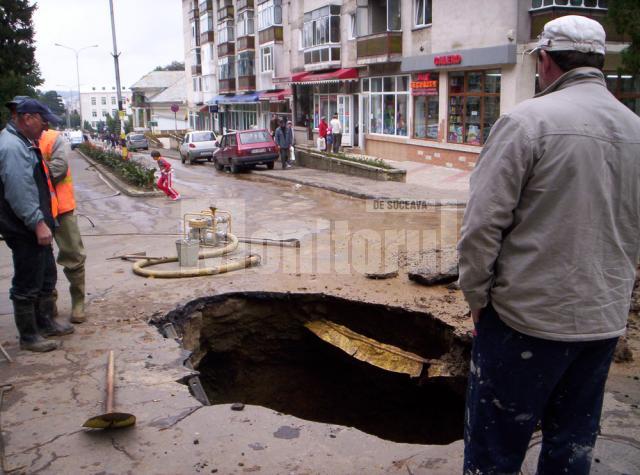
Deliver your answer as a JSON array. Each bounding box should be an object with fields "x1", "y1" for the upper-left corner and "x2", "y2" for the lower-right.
[{"x1": 458, "y1": 15, "x2": 640, "y2": 474}]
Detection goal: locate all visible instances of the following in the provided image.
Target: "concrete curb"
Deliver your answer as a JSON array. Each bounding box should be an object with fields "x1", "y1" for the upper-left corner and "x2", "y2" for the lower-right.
[
  {"x1": 255, "y1": 171, "x2": 468, "y2": 207},
  {"x1": 77, "y1": 149, "x2": 163, "y2": 197}
]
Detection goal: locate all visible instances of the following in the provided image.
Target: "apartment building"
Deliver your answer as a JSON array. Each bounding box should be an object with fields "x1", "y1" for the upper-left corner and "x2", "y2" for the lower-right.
[
  {"x1": 183, "y1": 0, "x2": 637, "y2": 169},
  {"x1": 80, "y1": 86, "x2": 132, "y2": 130}
]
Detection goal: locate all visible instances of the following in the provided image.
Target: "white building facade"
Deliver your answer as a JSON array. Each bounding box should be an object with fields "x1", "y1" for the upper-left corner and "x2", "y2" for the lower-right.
[{"x1": 80, "y1": 86, "x2": 132, "y2": 130}]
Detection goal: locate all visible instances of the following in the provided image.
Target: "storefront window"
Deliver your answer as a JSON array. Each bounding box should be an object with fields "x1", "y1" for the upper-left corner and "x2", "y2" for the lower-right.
[
  {"x1": 606, "y1": 72, "x2": 640, "y2": 116},
  {"x1": 447, "y1": 70, "x2": 501, "y2": 145},
  {"x1": 362, "y1": 75, "x2": 410, "y2": 137},
  {"x1": 221, "y1": 103, "x2": 258, "y2": 131},
  {"x1": 411, "y1": 72, "x2": 439, "y2": 140}
]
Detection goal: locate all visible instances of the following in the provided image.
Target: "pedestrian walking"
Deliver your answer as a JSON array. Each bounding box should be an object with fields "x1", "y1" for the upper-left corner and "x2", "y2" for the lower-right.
[
  {"x1": 329, "y1": 113, "x2": 342, "y2": 153},
  {"x1": 458, "y1": 15, "x2": 640, "y2": 475},
  {"x1": 274, "y1": 119, "x2": 293, "y2": 169},
  {"x1": 318, "y1": 117, "x2": 328, "y2": 151},
  {"x1": 151, "y1": 150, "x2": 180, "y2": 200},
  {"x1": 39, "y1": 128, "x2": 87, "y2": 324},
  {"x1": 1, "y1": 98, "x2": 75, "y2": 352}
]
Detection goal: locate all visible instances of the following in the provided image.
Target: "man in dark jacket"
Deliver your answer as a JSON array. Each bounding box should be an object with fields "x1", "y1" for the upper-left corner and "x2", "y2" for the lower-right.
[
  {"x1": 0, "y1": 98, "x2": 74, "y2": 352},
  {"x1": 274, "y1": 118, "x2": 293, "y2": 169}
]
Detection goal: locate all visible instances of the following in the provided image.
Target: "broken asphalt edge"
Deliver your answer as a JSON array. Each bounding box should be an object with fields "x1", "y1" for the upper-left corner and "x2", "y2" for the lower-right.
[{"x1": 76, "y1": 149, "x2": 164, "y2": 198}]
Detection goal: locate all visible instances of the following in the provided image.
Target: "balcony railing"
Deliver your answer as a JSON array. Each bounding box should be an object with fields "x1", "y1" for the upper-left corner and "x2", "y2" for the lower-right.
[
  {"x1": 219, "y1": 78, "x2": 235, "y2": 94},
  {"x1": 191, "y1": 64, "x2": 202, "y2": 75},
  {"x1": 237, "y1": 36, "x2": 255, "y2": 51},
  {"x1": 258, "y1": 26, "x2": 283, "y2": 44},
  {"x1": 218, "y1": 42, "x2": 235, "y2": 57},
  {"x1": 237, "y1": 0, "x2": 254, "y2": 11},
  {"x1": 200, "y1": 30, "x2": 215, "y2": 44},
  {"x1": 198, "y1": 0, "x2": 213, "y2": 12},
  {"x1": 356, "y1": 31, "x2": 402, "y2": 64},
  {"x1": 237, "y1": 76, "x2": 256, "y2": 92},
  {"x1": 188, "y1": 6, "x2": 199, "y2": 21},
  {"x1": 217, "y1": 5, "x2": 234, "y2": 22},
  {"x1": 530, "y1": 0, "x2": 608, "y2": 10}
]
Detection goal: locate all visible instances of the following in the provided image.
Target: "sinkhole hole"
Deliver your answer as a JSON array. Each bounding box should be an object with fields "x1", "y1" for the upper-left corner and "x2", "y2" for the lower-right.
[{"x1": 161, "y1": 292, "x2": 471, "y2": 445}]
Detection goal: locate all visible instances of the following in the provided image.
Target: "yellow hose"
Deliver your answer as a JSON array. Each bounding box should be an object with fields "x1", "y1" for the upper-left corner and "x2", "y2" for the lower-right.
[{"x1": 132, "y1": 233, "x2": 261, "y2": 278}]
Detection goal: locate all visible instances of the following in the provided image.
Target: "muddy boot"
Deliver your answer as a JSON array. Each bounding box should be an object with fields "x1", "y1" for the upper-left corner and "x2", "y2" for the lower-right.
[
  {"x1": 51, "y1": 288, "x2": 59, "y2": 319},
  {"x1": 13, "y1": 299, "x2": 60, "y2": 352},
  {"x1": 36, "y1": 294, "x2": 75, "y2": 337},
  {"x1": 68, "y1": 270, "x2": 86, "y2": 324}
]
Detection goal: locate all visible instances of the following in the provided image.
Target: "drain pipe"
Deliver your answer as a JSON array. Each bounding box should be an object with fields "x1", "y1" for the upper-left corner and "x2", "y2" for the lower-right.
[{"x1": 132, "y1": 233, "x2": 261, "y2": 278}]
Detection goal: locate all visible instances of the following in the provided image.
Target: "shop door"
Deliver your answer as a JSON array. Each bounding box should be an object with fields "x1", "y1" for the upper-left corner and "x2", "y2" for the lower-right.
[
  {"x1": 337, "y1": 95, "x2": 352, "y2": 147},
  {"x1": 359, "y1": 95, "x2": 368, "y2": 152}
]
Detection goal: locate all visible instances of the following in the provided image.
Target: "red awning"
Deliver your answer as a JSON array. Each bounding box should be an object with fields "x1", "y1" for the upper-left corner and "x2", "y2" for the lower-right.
[
  {"x1": 291, "y1": 68, "x2": 359, "y2": 84},
  {"x1": 199, "y1": 104, "x2": 210, "y2": 113},
  {"x1": 259, "y1": 88, "x2": 292, "y2": 102}
]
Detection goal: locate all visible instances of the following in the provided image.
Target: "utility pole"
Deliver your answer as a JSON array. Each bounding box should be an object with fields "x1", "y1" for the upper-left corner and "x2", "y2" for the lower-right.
[{"x1": 108, "y1": 0, "x2": 127, "y2": 159}]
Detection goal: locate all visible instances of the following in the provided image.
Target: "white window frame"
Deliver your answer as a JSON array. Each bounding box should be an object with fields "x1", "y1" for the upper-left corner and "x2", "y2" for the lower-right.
[
  {"x1": 236, "y1": 9, "x2": 255, "y2": 38},
  {"x1": 218, "y1": 57, "x2": 235, "y2": 80},
  {"x1": 218, "y1": 20, "x2": 235, "y2": 44},
  {"x1": 257, "y1": 0, "x2": 282, "y2": 31},
  {"x1": 261, "y1": 46, "x2": 273, "y2": 73},
  {"x1": 111, "y1": 97, "x2": 116, "y2": 105},
  {"x1": 361, "y1": 75, "x2": 410, "y2": 137},
  {"x1": 236, "y1": 51, "x2": 255, "y2": 77},
  {"x1": 414, "y1": 0, "x2": 432, "y2": 27},
  {"x1": 101, "y1": 97, "x2": 107, "y2": 105},
  {"x1": 92, "y1": 110, "x2": 97, "y2": 117},
  {"x1": 349, "y1": 13, "x2": 356, "y2": 40},
  {"x1": 91, "y1": 97, "x2": 96, "y2": 105}
]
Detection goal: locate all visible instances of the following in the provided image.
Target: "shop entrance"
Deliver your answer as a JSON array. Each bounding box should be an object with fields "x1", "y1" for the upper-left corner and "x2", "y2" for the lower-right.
[{"x1": 337, "y1": 95, "x2": 352, "y2": 147}]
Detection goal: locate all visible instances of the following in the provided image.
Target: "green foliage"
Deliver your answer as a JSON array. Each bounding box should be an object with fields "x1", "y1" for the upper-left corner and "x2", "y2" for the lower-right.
[
  {"x1": 69, "y1": 110, "x2": 81, "y2": 128},
  {"x1": 608, "y1": 0, "x2": 640, "y2": 74},
  {"x1": 0, "y1": 0, "x2": 43, "y2": 128},
  {"x1": 96, "y1": 121, "x2": 106, "y2": 133},
  {"x1": 37, "y1": 90, "x2": 66, "y2": 116},
  {"x1": 78, "y1": 143, "x2": 156, "y2": 190},
  {"x1": 83, "y1": 121, "x2": 94, "y2": 132},
  {"x1": 154, "y1": 61, "x2": 185, "y2": 71}
]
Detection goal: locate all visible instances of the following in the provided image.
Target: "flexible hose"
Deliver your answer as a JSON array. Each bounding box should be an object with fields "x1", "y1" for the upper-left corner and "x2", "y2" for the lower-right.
[{"x1": 132, "y1": 233, "x2": 260, "y2": 278}]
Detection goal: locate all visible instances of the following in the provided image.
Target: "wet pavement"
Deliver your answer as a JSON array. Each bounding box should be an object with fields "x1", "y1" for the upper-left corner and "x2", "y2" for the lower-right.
[{"x1": 0, "y1": 145, "x2": 638, "y2": 474}]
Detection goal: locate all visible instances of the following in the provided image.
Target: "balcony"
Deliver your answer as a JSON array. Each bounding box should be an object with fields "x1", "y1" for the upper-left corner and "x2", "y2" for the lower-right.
[
  {"x1": 529, "y1": 0, "x2": 629, "y2": 42},
  {"x1": 217, "y1": 5, "x2": 234, "y2": 22},
  {"x1": 191, "y1": 64, "x2": 202, "y2": 75},
  {"x1": 237, "y1": 35, "x2": 255, "y2": 51},
  {"x1": 200, "y1": 30, "x2": 215, "y2": 44},
  {"x1": 198, "y1": 0, "x2": 213, "y2": 12},
  {"x1": 237, "y1": 0, "x2": 254, "y2": 11},
  {"x1": 356, "y1": 32, "x2": 402, "y2": 65},
  {"x1": 218, "y1": 42, "x2": 235, "y2": 57},
  {"x1": 188, "y1": 6, "x2": 199, "y2": 21},
  {"x1": 219, "y1": 78, "x2": 235, "y2": 94},
  {"x1": 237, "y1": 76, "x2": 256, "y2": 92},
  {"x1": 258, "y1": 26, "x2": 283, "y2": 44}
]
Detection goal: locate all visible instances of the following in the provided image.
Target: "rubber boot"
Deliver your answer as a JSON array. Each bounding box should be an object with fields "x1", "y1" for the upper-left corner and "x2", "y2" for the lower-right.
[
  {"x1": 36, "y1": 294, "x2": 75, "y2": 337},
  {"x1": 68, "y1": 269, "x2": 86, "y2": 324},
  {"x1": 13, "y1": 299, "x2": 60, "y2": 352}
]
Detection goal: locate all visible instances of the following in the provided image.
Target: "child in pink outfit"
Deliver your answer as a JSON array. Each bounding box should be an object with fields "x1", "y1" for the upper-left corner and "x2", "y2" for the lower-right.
[{"x1": 151, "y1": 151, "x2": 180, "y2": 200}]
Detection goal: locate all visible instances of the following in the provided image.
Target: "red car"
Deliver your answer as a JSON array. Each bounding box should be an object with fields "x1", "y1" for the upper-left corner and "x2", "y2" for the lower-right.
[{"x1": 213, "y1": 129, "x2": 279, "y2": 173}]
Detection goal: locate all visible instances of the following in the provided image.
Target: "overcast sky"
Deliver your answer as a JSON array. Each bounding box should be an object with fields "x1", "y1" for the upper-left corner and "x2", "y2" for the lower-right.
[{"x1": 33, "y1": 0, "x2": 185, "y2": 92}]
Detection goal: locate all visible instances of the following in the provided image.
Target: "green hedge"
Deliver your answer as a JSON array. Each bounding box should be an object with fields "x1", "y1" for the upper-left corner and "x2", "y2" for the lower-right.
[{"x1": 78, "y1": 143, "x2": 156, "y2": 189}]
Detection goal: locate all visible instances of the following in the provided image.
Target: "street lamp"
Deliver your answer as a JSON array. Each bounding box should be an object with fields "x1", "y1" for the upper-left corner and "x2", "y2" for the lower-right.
[{"x1": 54, "y1": 43, "x2": 98, "y2": 130}]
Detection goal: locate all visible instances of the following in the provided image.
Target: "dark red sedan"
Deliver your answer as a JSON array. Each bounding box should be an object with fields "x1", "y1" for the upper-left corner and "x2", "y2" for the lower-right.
[{"x1": 213, "y1": 129, "x2": 279, "y2": 173}]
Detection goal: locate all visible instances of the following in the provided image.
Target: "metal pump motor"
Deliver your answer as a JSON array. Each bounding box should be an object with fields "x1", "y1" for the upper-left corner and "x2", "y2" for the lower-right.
[{"x1": 184, "y1": 208, "x2": 232, "y2": 247}]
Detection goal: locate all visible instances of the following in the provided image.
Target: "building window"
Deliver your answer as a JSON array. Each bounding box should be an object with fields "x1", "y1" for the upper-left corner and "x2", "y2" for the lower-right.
[
  {"x1": 218, "y1": 57, "x2": 235, "y2": 80},
  {"x1": 218, "y1": 20, "x2": 234, "y2": 43},
  {"x1": 101, "y1": 97, "x2": 107, "y2": 105},
  {"x1": 91, "y1": 97, "x2": 96, "y2": 105},
  {"x1": 302, "y1": 5, "x2": 341, "y2": 65},
  {"x1": 193, "y1": 77, "x2": 201, "y2": 92},
  {"x1": 349, "y1": 13, "x2": 356, "y2": 40},
  {"x1": 191, "y1": 21, "x2": 199, "y2": 48},
  {"x1": 530, "y1": 0, "x2": 608, "y2": 10},
  {"x1": 448, "y1": 70, "x2": 501, "y2": 145},
  {"x1": 111, "y1": 109, "x2": 117, "y2": 116},
  {"x1": 237, "y1": 51, "x2": 255, "y2": 77},
  {"x1": 200, "y1": 12, "x2": 214, "y2": 34},
  {"x1": 237, "y1": 9, "x2": 254, "y2": 37},
  {"x1": 257, "y1": 0, "x2": 282, "y2": 31},
  {"x1": 102, "y1": 110, "x2": 109, "y2": 117},
  {"x1": 92, "y1": 110, "x2": 97, "y2": 117},
  {"x1": 191, "y1": 48, "x2": 202, "y2": 66},
  {"x1": 415, "y1": 0, "x2": 432, "y2": 27},
  {"x1": 220, "y1": 104, "x2": 258, "y2": 131},
  {"x1": 261, "y1": 46, "x2": 273, "y2": 73},
  {"x1": 362, "y1": 75, "x2": 409, "y2": 136},
  {"x1": 111, "y1": 97, "x2": 116, "y2": 105},
  {"x1": 355, "y1": 0, "x2": 401, "y2": 36},
  {"x1": 412, "y1": 73, "x2": 439, "y2": 139},
  {"x1": 605, "y1": 72, "x2": 640, "y2": 116}
]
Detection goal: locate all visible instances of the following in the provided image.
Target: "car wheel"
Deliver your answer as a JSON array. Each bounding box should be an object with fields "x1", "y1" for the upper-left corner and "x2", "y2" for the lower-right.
[
  {"x1": 266, "y1": 162, "x2": 275, "y2": 170},
  {"x1": 207, "y1": 157, "x2": 212, "y2": 162},
  {"x1": 214, "y1": 159, "x2": 224, "y2": 171},
  {"x1": 189, "y1": 155, "x2": 195, "y2": 165},
  {"x1": 230, "y1": 163, "x2": 240, "y2": 174}
]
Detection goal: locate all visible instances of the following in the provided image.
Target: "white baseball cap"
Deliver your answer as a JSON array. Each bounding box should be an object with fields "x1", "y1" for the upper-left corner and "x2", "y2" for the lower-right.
[{"x1": 529, "y1": 15, "x2": 606, "y2": 55}]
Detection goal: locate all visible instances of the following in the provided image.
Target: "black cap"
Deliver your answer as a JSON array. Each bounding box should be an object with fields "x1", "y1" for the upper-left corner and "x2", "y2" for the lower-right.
[
  {"x1": 4, "y1": 95, "x2": 31, "y2": 109},
  {"x1": 15, "y1": 98, "x2": 61, "y2": 125}
]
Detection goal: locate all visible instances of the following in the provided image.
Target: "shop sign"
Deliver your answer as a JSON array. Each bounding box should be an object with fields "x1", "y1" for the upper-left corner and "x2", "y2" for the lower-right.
[
  {"x1": 411, "y1": 73, "x2": 438, "y2": 96},
  {"x1": 434, "y1": 54, "x2": 462, "y2": 66}
]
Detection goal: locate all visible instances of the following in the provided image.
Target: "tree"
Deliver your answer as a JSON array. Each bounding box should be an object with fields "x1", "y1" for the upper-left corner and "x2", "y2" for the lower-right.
[
  {"x1": 96, "y1": 120, "x2": 106, "y2": 134},
  {"x1": 37, "y1": 90, "x2": 66, "y2": 117},
  {"x1": 83, "y1": 120, "x2": 94, "y2": 133},
  {"x1": 154, "y1": 61, "x2": 185, "y2": 71},
  {"x1": 70, "y1": 110, "x2": 81, "y2": 128},
  {"x1": 0, "y1": 0, "x2": 43, "y2": 128},
  {"x1": 608, "y1": 0, "x2": 640, "y2": 74}
]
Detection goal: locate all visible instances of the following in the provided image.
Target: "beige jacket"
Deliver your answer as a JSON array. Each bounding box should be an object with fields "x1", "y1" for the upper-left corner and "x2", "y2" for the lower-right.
[{"x1": 458, "y1": 67, "x2": 640, "y2": 341}]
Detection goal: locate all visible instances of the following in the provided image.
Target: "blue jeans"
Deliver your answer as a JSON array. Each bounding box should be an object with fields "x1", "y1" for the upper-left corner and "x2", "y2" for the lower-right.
[
  {"x1": 4, "y1": 235, "x2": 57, "y2": 302},
  {"x1": 464, "y1": 305, "x2": 618, "y2": 475}
]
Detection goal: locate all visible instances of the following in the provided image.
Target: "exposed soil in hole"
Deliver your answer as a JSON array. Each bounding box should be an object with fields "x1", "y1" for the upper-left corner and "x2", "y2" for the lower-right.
[{"x1": 160, "y1": 292, "x2": 472, "y2": 445}]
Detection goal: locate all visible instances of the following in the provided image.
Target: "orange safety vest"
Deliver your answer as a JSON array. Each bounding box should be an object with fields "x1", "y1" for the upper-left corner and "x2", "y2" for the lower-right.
[{"x1": 39, "y1": 130, "x2": 76, "y2": 214}]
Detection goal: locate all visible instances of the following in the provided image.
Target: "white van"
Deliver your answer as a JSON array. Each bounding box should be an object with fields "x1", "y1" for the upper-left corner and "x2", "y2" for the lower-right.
[{"x1": 69, "y1": 131, "x2": 83, "y2": 150}]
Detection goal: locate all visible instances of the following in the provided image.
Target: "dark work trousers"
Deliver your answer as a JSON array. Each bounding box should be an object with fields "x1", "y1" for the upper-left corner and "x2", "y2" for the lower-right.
[
  {"x1": 464, "y1": 304, "x2": 618, "y2": 475},
  {"x1": 279, "y1": 147, "x2": 290, "y2": 168},
  {"x1": 332, "y1": 133, "x2": 342, "y2": 153},
  {"x1": 4, "y1": 235, "x2": 57, "y2": 302}
]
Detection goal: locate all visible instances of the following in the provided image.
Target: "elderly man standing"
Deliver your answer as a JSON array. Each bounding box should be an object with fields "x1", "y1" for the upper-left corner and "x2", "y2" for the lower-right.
[
  {"x1": 458, "y1": 16, "x2": 640, "y2": 474},
  {"x1": 0, "y1": 98, "x2": 74, "y2": 352}
]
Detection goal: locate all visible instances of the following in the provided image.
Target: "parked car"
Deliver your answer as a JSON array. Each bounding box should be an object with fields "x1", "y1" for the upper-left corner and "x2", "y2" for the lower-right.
[
  {"x1": 179, "y1": 130, "x2": 218, "y2": 164},
  {"x1": 213, "y1": 129, "x2": 278, "y2": 173},
  {"x1": 125, "y1": 133, "x2": 149, "y2": 151},
  {"x1": 69, "y1": 130, "x2": 83, "y2": 150}
]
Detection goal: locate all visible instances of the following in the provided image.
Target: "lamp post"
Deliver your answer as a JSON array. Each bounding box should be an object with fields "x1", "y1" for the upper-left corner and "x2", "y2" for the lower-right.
[{"x1": 54, "y1": 43, "x2": 98, "y2": 130}]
